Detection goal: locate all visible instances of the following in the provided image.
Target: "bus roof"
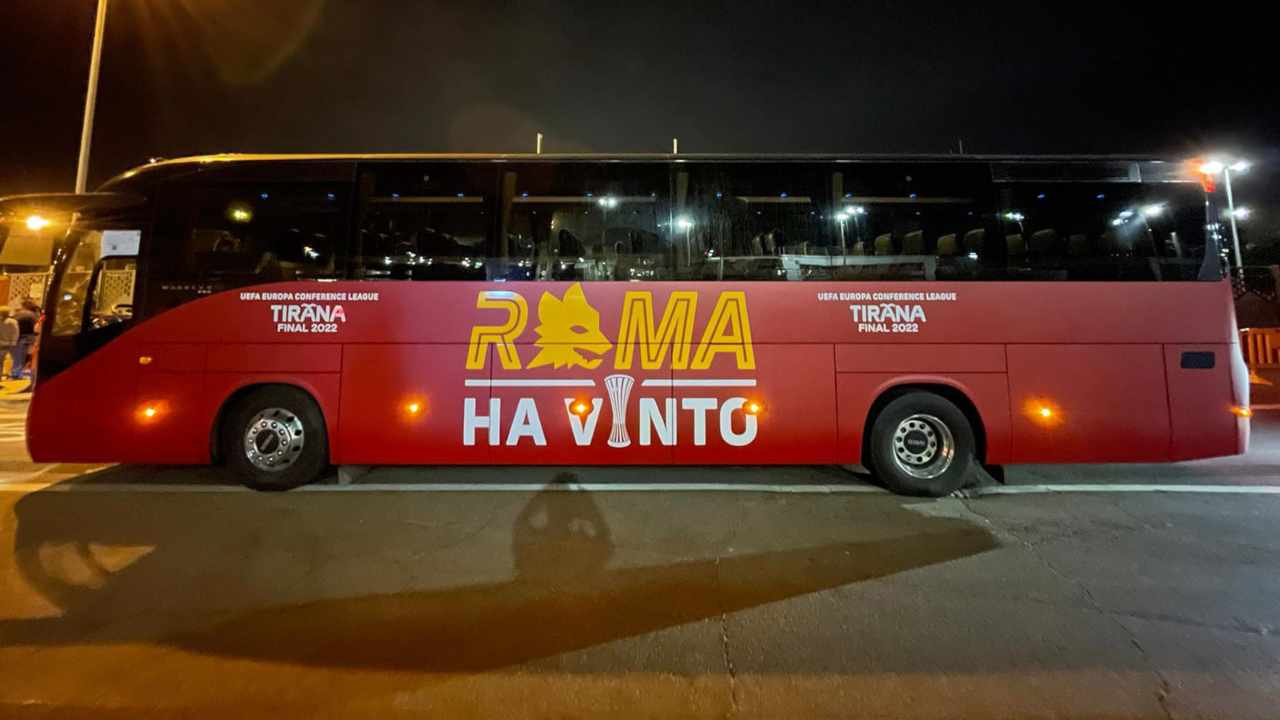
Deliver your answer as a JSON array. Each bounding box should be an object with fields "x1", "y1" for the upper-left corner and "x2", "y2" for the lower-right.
[{"x1": 102, "y1": 152, "x2": 1195, "y2": 190}]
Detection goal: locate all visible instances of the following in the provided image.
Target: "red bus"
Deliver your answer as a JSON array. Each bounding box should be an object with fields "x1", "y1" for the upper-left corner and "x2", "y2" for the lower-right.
[{"x1": 5, "y1": 154, "x2": 1250, "y2": 495}]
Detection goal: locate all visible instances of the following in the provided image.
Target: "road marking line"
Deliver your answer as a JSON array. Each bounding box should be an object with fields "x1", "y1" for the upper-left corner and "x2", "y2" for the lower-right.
[
  {"x1": 641, "y1": 379, "x2": 758, "y2": 387},
  {"x1": 464, "y1": 379, "x2": 596, "y2": 387},
  {"x1": 962, "y1": 484, "x2": 1280, "y2": 497}
]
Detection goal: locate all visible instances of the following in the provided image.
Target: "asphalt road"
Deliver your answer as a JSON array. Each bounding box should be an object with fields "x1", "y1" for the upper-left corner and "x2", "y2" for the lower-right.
[{"x1": 1, "y1": 394, "x2": 1278, "y2": 719}]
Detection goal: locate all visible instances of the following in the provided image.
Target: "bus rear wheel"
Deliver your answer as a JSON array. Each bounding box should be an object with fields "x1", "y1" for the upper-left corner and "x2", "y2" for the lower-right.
[
  {"x1": 221, "y1": 386, "x2": 328, "y2": 491},
  {"x1": 867, "y1": 391, "x2": 976, "y2": 497}
]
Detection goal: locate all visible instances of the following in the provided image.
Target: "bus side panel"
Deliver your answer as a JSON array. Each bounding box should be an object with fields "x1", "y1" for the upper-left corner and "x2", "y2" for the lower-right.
[
  {"x1": 336, "y1": 344, "x2": 489, "y2": 464},
  {"x1": 1163, "y1": 344, "x2": 1241, "y2": 460},
  {"x1": 672, "y1": 344, "x2": 839, "y2": 464},
  {"x1": 130, "y1": 343, "x2": 208, "y2": 463},
  {"x1": 27, "y1": 337, "x2": 143, "y2": 463},
  {"x1": 1006, "y1": 344, "x2": 1169, "y2": 463},
  {"x1": 834, "y1": 373, "x2": 1012, "y2": 466},
  {"x1": 834, "y1": 344, "x2": 1006, "y2": 373}
]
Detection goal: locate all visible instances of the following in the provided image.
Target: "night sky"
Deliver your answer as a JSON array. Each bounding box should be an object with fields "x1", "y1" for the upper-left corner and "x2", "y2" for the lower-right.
[{"x1": 1, "y1": 0, "x2": 1276, "y2": 234}]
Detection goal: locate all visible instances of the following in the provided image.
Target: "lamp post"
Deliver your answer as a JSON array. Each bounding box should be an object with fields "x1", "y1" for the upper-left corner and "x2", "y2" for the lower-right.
[
  {"x1": 75, "y1": 0, "x2": 110, "y2": 194},
  {"x1": 1200, "y1": 159, "x2": 1250, "y2": 278}
]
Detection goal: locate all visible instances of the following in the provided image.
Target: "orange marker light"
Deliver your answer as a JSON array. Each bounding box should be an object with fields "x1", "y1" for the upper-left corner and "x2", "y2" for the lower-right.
[
  {"x1": 405, "y1": 400, "x2": 424, "y2": 416},
  {"x1": 571, "y1": 400, "x2": 590, "y2": 416},
  {"x1": 1025, "y1": 398, "x2": 1063, "y2": 428},
  {"x1": 745, "y1": 401, "x2": 763, "y2": 415},
  {"x1": 138, "y1": 355, "x2": 153, "y2": 366},
  {"x1": 1231, "y1": 405, "x2": 1253, "y2": 418},
  {"x1": 143, "y1": 406, "x2": 157, "y2": 418},
  {"x1": 137, "y1": 403, "x2": 162, "y2": 423}
]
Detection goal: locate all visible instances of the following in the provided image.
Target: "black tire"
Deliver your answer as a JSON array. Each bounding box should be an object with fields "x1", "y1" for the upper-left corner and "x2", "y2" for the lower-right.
[
  {"x1": 221, "y1": 386, "x2": 328, "y2": 491},
  {"x1": 866, "y1": 391, "x2": 977, "y2": 497}
]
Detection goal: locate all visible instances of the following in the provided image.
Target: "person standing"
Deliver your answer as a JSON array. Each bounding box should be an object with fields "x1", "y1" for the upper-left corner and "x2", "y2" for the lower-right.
[
  {"x1": 11, "y1": 301, "x2": 38, "y2": 381},
  {"x1": 0, "y1": 309, "x2": 17, "y2": 379}
]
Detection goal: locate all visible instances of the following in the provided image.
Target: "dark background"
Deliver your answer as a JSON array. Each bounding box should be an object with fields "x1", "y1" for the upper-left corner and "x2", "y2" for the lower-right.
[{"x1": 1, "y1": 0, "x2": 1276, "y2": 247}]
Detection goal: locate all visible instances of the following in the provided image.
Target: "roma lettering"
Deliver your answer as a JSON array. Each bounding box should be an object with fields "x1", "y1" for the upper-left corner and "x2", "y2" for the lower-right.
[{"x1": 465, "y1": 283, "x2": 755, "y2": 371}]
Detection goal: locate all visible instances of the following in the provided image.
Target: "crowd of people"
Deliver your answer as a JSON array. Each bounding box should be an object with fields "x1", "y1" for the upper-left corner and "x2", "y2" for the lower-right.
[{"x1": 0, "y1": 299, "x2": 40, "y2": 384}]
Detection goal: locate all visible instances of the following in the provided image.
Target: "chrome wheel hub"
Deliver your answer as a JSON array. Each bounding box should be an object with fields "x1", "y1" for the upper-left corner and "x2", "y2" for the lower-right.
[
  {"x1": 891, "y1": 413, "x2": 955, "y2": 480},
  {"x1": 244, "y1": 408, "x2": 305, "y2": 472}
]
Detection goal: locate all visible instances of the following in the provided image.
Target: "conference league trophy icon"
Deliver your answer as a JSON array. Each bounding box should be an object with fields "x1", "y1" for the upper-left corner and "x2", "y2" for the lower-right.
[{"x1": 604, "y1": 374, "x2": 635, "y2": 448}]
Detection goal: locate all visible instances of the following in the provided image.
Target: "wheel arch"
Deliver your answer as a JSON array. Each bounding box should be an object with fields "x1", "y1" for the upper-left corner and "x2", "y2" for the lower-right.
[
  {"x1": 209, "y1": 380, "x2": 332, "y2": 464},
  {"x1": 860, "y1": 380, "x2": 989, "y2": 466}
]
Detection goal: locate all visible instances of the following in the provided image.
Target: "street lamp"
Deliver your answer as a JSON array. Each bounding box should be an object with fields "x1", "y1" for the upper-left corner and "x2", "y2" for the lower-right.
[
  {"x1": 76, "y1": 0, "x2": 110, "y2": 194},
  {"x1": 1199, "y1": 157, "x2": 1251, "y2": 277}
]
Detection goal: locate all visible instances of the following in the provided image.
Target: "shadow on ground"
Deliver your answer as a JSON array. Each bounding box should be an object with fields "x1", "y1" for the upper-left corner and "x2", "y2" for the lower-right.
[{"x1": 2, "y1": 469, "x2": 995, "y2": 673}]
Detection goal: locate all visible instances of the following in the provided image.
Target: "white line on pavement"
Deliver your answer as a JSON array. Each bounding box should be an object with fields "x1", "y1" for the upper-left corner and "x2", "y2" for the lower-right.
[
  {"x1": 962, "y1": 484, "x2": 1280, "y2": 497},
  {"x1": 3, "y1": 479, "x2": 1280, "y2": 496}
]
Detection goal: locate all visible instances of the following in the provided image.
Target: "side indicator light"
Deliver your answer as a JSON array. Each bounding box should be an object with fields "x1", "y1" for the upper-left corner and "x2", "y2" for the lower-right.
[
  {"x1": 405, "y1": 400, "x2": 424, "y2": 416},
  {"x1": 571, "y1": 400, "x2": 590, "y2": 416},
  {"x1": 138, "y1": 356, "x2": 153, "y2": 366},
  {"x1": 1231, "y1": 406, "x2": 1253, "y2": 418},
  {"x1": 1025, "y1": 398, "x2": 1063, "y2": 427},
  {"x1": 745, "y1": 401, "x2": 763, "y2": 415},
  {"x1": 137, "y1": 404, "x2": 162, "y2": 422}
]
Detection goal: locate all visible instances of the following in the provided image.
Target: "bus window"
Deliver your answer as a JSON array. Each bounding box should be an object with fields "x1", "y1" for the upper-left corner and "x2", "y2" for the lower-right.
[
  {"x1": 354, "y1": 163, "x2": 495, "y2": 280},
  {"x1": 499, "y1": 163, "x2": 671, "y2": 281},
  {"x1": 675, "y1": 163, "x2": 832, "y2": 280},
  {"x1": 833, "y1": 163, "x2": 998, "y2": 281},
  {"x1": 995, "y1": 182, "x2": 1211, "y2": 281},
  {"x1": 51, "y1": 229, "x2": 137, "y2": 336},
  {"x1": 148, "y1": 183, "x2": 348, "y2": 312}
]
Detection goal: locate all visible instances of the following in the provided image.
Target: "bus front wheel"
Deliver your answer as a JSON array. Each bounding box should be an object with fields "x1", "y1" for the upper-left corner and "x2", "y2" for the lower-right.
[
  {"x1": 221, "y1": 386, "x2": 329, "y2": 491},
  {"x1": 867, "y1": 391, "x2": 976, "y2": 497}
]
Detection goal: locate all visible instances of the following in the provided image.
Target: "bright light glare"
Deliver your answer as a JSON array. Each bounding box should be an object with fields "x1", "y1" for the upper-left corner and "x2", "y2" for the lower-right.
[
  {"x1": 1199, "y1": 160, "x2": 1225, "y2": 175},
  {"x1": 1230, "y1": 160, "x2": 1250, "y2": 173},
  {"x1": 405, "y1": 400, "x2": 423, "y2": 416},
  {"x1": 597, "y1": 196, "x2": 619, "y2": 209},
  {"x1": 1003, "y1": 211, "x2": 1025, "y2": 222},
  {"x1": 675, "y1": 216, "x2": 694, "y2": 230},
  {"x1": 1231, "y1": 405, "x2": 1252, "y2": 418},
  {"x1": 1141, "y1": 204, "x2": 1165, "y2": 218},
  {"x1": 25, "y1": 215, "x2": 50, "y2": 231},
  {"x1": 1038, "y1": 406, "x2": 1053, "y2": 419},
  {"x1": 746, "y1": 401, "x2": 763, "y2": 415},
  {"x1": 1230, "y1": 207, "x2": 1252, "y2": 220},
  {"x1": 849, "y1": 205, "x2": 867, "y2": 215},
  {"x1": 572, "y1": 401, "x2": 589, "y2": 415}
]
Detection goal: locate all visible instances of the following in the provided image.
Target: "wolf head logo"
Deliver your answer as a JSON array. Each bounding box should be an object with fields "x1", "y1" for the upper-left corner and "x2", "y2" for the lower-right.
[{"x1": 529, "y1": 283, "x2": 613, "y2": 369}]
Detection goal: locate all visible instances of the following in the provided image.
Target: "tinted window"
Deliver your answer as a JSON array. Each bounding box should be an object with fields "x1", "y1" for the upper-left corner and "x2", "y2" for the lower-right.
[
  {"x1": 828, "y1": 163, "x2": 997, "y2": 281},
  {"x1": 674, "y1": 163, "x2": 832, "y2": 280},
  {"x1": 148, "y1": 182, "x2": 348, "y2": 313},
  {"x1": 994, "y1": 181, "x2": 1212, "y2": 280},
  {"x1": 674, "y1": 162, "x2": 996, "y2": 281},
  {"x1": 355, "y1": 163, "x2": 495, "y2": 280},
  {"x1": 498, "y1": 163, "x2": 671, "y2": 281}
]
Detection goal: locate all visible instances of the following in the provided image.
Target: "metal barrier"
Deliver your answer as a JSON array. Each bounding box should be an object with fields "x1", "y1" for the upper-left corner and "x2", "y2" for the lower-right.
[{"x1": 1242, "y1": 328, "x2": 1280, "y2": 369}]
